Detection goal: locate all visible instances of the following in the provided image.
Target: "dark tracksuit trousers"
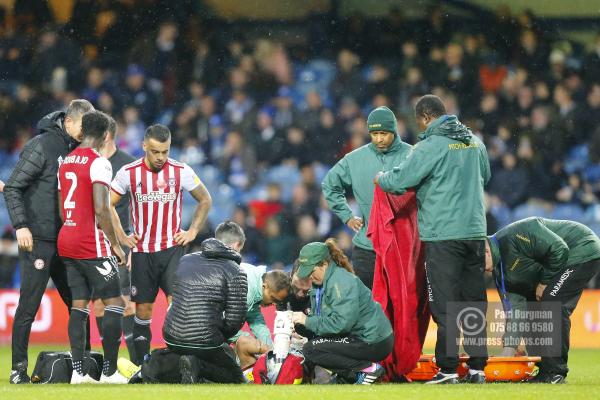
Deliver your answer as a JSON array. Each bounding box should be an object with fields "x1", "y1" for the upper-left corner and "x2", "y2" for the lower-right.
[
  {"x1": 520, "y1": 259, "x2": 600, "y2": 377},
  {"x1": 352, "y1": 247, "x2": 376, "y2": 290},
  {"x1": 425, "y1": 240, "x2": 488, "y2": 373},
  {"x1": 166, "y1": 342, "x2": 244, "y2": 384},
  {"x1": 12, "y1": 240, "x2": 72, "y2": 369},
  {"x1": 302, "y1": 334, "x2": 394, "y2": 378}
]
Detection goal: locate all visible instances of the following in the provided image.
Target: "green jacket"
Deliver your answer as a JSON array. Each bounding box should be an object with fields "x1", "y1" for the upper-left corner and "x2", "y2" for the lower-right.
[
  {"x1": 378, "y1": 115, "x2": 491, "y2": 241},
  {"x1": 489, "y1": 217, "x2": 600, "y2": 288},
  {"x1": 489, "y1": 217, "x2": 600, "y2": 348},
  {"x1": 322, "y1": 136, "x2": 412, "y2": 250},
  {"x1": 304, "y1": 262, "x2": 393, "y2": 344},
  {"x1": 230, "y1": 263, "x2": 272, "y2": 346}
]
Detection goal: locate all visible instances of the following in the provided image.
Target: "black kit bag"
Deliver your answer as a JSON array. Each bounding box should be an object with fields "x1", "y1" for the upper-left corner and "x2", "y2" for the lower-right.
[{"x1": 31, "y1": 351, "x2": 104, "y2": 383}]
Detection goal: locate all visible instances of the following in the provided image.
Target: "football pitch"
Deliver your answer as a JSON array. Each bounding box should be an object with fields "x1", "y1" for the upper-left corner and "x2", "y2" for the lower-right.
[{"x1": 1, "y1": 346, "x2": 599, "y2": 400}]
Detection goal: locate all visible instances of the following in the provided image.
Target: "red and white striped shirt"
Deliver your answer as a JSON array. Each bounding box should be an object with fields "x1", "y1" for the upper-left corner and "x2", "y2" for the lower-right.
[
  {"x1": 57, "y1": 147, "x2": 113, "y2": 259},
  {"x1": 111, "y1": 158, "x2": 201, "y2": 253}
]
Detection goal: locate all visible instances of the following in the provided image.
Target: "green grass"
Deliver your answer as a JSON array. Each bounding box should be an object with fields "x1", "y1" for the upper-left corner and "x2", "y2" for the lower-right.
[{"x1": 1, "y1": 346, "x2": 600, "y2": 399}]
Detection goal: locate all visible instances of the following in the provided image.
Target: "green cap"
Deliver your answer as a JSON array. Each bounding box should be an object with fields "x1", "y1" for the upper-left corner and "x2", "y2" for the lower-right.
[
  {"x1": 296, "y1": 242, "x2": 329, "y2": 279},
  {"x1": 367, "y1": 106, "x2": 397, "y2": 134}
]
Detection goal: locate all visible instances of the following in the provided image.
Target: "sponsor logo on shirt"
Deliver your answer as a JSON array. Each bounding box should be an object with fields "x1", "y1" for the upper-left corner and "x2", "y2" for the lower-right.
[{"x1": 135, "y1": 191, "x2": 177, "y2": 203}]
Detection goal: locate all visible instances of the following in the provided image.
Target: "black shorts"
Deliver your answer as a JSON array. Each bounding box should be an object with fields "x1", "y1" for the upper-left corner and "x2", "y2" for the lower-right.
[
  {"x1": 64, "y1": 257, "x2": 121, "y2": 301},
  {"x1": 130, "y1": 246, "x2": 184, "y2": 303},
  {"x1": 119, "y1": 246, "x2": 131, "y2": 296}
]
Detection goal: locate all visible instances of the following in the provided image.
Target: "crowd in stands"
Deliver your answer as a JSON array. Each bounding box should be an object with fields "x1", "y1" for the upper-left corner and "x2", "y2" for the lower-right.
[{"x1": 2, "y1": 1, "x2": 600, "y2": 287}]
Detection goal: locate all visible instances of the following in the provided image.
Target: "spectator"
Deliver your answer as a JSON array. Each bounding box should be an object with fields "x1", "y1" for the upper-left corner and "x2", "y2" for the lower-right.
[
  {"x1": 489, "y1": 152, "x2": 530, "y2": 208},
  {"x1": 224, "y1": 89, "x2": 255, "y2": 132},
  {"x1": 576, "y1": 84, "x2": 600, "y2": 138},
  {"x1": 553, "y1": 83, "x2": 580, "y2": 146},
  {"x1": 271, "y1": 86, "x2": 298, "y2": 131},
  {"x1": 120, "y1": 64, "x2": 159, "y2": 125},
  {"x1": 219, "y1": 131, "x2": 257, "y2": 191},
  {"x1": 516, "y1": 29, "x2": 548, "y2": 75},
  {"x1": 279, "y1": 126, "x2": 311, "y2": 166},
  {"x1": 264, "y1": 216, "x2": 295, "y2": 269},
  {"x1": 300, "y1": 90, "x2": 324, "y2": 133},
  {"x1": 330, "y1": 49, "x2": 363, "y2": 105},
  {"x1": 250, "y1": 107, "x2": 284, "y2": 166},
  {"x1": 582, "y1": 34, "x2": 600, "y2": 84}
]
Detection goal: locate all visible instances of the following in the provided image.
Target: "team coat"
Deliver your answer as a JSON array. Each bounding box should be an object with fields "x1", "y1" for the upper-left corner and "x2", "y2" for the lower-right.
[
  {"x1": 304, "y1": 262, "x2": 393, "y2": 344},
  {"x1": 488, "y1": 217, "x2": 600, "y2": 349},
  {"x1": 4, "y1": 111, "x2": 80, "y2": 240},
  {"x1": 322, "y1": 135, "x2": 412, "y2": 251},
  {"x1": 57, "y1": 147, "x2": 113, "y2": 259},
  {"x1": 378, "y1": 115, "x2": 491, "y2": 241},
  {"x1": 111, "y1": 158, "x2": 201, "y2": 253},
  {"x1": 489, "y1": 217, "x2": 600, "y2": 288}
]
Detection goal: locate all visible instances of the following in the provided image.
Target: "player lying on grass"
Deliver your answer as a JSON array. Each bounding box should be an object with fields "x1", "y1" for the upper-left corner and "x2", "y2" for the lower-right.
[
  {"x1": 485, "y1": 217, "x2": 600, "y2": 384},
  {"x1": 292, "y1": 239, "x2": 394, "y2": 385}
]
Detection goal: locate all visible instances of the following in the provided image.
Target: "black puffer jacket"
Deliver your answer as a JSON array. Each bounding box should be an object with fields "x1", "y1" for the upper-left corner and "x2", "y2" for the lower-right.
[
  {"x1": 163, "y1": 238, "x2": 248, "y2": 349},
  {"x1": 3, "y1": 111, "x2": 79, "y2": 240}
]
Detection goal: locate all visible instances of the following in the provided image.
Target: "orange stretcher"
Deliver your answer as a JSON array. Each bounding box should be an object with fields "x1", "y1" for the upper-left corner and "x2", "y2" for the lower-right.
[{"x1": 406, "y1": 354, "x2": 540, "y2": 382}]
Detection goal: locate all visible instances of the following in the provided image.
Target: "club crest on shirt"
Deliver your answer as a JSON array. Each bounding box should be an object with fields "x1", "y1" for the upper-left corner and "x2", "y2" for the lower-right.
[
  {"x1": 168, "y1": 178, "x2": 176, "y2": 187},
  {"x1": 34, "y1": 259, "x2": 45, "y2": 270}
]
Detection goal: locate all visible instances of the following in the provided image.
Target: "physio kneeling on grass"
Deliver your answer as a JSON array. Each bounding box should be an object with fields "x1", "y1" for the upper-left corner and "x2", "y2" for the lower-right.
[{"x1": 292, "y1": 239, "x2": 393, "y2": 385}]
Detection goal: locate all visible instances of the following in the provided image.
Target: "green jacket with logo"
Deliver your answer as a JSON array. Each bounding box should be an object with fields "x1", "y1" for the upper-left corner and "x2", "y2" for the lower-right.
[
  {"x1": 304, "y1": 262, "x2": 393, "y2": 344},
  {"x1": 489, "y1": 217, "x2": 600, "y2": 289},
  {"x1": 377, "y1": 115, "x2": 491, "y2": 241},
  {"x1": 488, "y1": 217, "x2": 600, "y2": 348},
  {"x1": 322, "y1": 136, "x2": 412, "y2": 251}
]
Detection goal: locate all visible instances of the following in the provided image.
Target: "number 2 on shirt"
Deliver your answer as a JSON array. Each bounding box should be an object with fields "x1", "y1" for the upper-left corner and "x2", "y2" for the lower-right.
[{"x1": 64, "y1": 171, "x2": 77, "y2": 210}]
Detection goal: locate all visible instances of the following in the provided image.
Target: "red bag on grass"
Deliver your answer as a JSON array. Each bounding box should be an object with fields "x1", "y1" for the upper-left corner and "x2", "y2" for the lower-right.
[{"x1": 252, "y1": 352, "x2": 303, "y2": 384}]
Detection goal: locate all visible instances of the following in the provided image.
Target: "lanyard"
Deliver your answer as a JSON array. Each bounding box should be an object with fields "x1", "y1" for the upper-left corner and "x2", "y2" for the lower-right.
[
  {"x1": 315, "y1": 287, "x2": 323, "y2": 316},
  {"x1": 490, "y1": 235, "x2": 512, "y2": 311}
]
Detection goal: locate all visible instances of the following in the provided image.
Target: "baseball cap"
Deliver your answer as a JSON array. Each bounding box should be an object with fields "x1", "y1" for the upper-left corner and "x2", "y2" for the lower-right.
[{"x1": 296, "y1": 242, "x2": 329, "y2": 279}]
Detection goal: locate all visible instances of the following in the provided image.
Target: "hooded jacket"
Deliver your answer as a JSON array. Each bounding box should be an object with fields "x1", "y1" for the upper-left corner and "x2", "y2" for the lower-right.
[
  {"x1": 322, "y1": 135, "x2": 412, "y2": 251},
  {"x1": 163, "y1": 238, "x2": 248, "y2": 349},
  {"x1": 378, "y1": 115, "x2": 491, "y2": 241},
  {"x1": 4, "y1": 111, "x2": 79, "y2": 240}
]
